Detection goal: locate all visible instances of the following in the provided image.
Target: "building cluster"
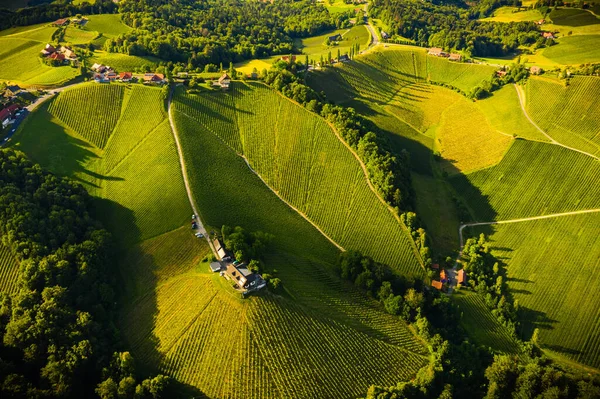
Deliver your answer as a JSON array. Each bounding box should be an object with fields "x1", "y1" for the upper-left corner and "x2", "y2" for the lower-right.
[
  {"x1": 209, "y1": 238, "x2": 266, "y2": 295},
  {"x1": 430, "y1": 264, "x2": 467, "y2": 292},
  {"x1": 1, "y1": 103, "x2": 21, "y2": 129},
  {"x1": 91, "y1": 64, "x2": 166, "y2": 84},
  {"x1": 40, "y1": 44, "x2": 78, "y2": 65},
  {"x1": 427, "y1": 47, "x2": 462, "y2": 62}
]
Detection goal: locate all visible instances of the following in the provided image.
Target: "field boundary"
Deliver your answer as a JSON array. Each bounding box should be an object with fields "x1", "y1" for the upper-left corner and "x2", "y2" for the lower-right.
[{"x1": 514, "y1": 84, "x2": 600, "y2": 161}]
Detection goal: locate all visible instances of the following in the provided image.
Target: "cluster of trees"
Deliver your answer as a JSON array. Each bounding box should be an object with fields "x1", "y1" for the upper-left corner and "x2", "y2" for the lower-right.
[
  {"x1": 461, "y1": 234, "x2": 519, "y2": 335},
  {"x1": 370, "y1": 0, "x2": 541, "y2": 57},
  {"x1": 0, "y1": 149, "x2": 167, "y2": 398},
  {"x1": 469, "y1": 63, "x2": 529, "y2": 99},
  {"x1": 262, "y1": 66, "x2": 415, "y2": 211},
  {"x1": 400, "y1": 212, "x2": 432, "y2": 267},
  {"x1": 105, "y1": 0, "x2": 350, "y2": 69},
  {"x1": 0, "y1": 0, "x2": 117, "y2": 30}
]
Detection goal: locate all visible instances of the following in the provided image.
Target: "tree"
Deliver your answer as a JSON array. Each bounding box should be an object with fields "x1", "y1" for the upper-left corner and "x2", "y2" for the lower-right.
[{"x1": 96, "y1": 378, "x2": 118, "y2": 399}]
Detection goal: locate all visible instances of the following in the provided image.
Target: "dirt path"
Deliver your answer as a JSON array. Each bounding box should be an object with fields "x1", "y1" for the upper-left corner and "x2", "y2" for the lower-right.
[
  {"x1": 513, "y1": 84, "x2": 600, "y2": 161},
  {"x1": 448, "y1": 208, "x2": 600, "y2": 293},
  {"x1": 167, "y1": 88, "x2": 217, "y2": 257},
  {"x1": 363, "y1": 4, "x2": 379, "y2": 47}
]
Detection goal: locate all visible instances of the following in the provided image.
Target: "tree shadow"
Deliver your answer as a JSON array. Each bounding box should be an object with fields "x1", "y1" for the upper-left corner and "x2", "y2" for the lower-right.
[
  {"x1": 543, "y1": 343, "x2": 582, "y2": 357},
  {"x1": 519, "y1": 306, "x2": 559, "y2": 339}
]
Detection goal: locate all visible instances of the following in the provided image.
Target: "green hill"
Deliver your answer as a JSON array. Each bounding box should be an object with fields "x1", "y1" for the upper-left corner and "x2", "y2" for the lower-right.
[
  {"x1": 173, "y1": 82, "x2": 424, "y2": 277},
  {"x1": 469, "y1": 212, "x2": 600, "y2": 369},
  {"x1": 12, "y1": 82, "x2": 430, "y2": 398},
  {"x1": 450, "y1": 140, "x2": 600, "y2": 221}
]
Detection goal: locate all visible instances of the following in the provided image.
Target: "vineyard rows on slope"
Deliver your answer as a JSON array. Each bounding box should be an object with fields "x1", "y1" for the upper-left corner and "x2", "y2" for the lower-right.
[{"x1": 0, "y1": 244, "x2": 19, "y2": 294}]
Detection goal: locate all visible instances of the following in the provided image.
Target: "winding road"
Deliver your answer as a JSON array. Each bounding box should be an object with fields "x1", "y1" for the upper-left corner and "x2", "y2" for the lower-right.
[{"x1": 363, "y1": 4, "x2": 379, "y2": 48}]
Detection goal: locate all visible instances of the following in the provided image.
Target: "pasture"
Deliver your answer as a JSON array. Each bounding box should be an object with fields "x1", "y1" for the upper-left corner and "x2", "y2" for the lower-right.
[
  {"x1": 297, "y1": 24, "x2": 370, "y2": 64},
  {"x1": 173, "y1": 82, "x2": 424, "y2": 277},
  {"x1": 83, "y1": 14, "x2": 132, "y2": 38},
  {"x1": 542, "y1": 35, "x2": 600, "y2": 64},
  {"x1": 469, "y1": 212, "x2": 600, "y2": 369},
  {"x1": 526, "y1": 76, "x2": 600, "y2": 157},
  {"x1": 481, "y1": 6, "x2": 543, "y2": 22},
  {"x1": 450, "y1": 140, "x2": 600, "y2": 221},
  {"x1": 90, "y1": 51, "x2": 160, "y2": 72}
]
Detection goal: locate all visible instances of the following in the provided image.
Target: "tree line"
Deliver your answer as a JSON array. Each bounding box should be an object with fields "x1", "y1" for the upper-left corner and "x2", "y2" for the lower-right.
[
  {"x1": 0, "y1": 149, "x2": 167, "y2": 399},
  {"x1": 370, "y1": 0, "x2": 542, "y2": 57}
]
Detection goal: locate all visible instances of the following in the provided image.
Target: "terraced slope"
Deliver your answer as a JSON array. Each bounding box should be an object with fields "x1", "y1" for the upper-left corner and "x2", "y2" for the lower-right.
[
  {"x1": 0, "y1": 244, "x2": 19, "y2": 295},
  {"x1": 526, "y1": 76, "x2": 600, "y2": 156},
  {"x1": 450, "y1": 140, "x2": 600, "y2": 221},
  {"x1": 173, "y1": 82, "x2": 423, "y2": 277},
  {"x1": 470, "y1": 213, "x2": 600, "y2": 369},
  {"x1": 14, "y1": 83, "x2": 430, "y2": 398}
]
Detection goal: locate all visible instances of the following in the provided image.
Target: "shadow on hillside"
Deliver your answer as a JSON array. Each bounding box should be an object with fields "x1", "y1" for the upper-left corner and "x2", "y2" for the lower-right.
[
  {"x1": 519, "y1": 307, "x2": 559, "y2": 338},
  {"x1": 543, "y1": 344, "x2": 582, "y2": 357}
]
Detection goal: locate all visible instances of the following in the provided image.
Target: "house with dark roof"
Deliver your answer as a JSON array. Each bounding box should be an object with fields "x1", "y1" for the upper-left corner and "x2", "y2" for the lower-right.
[
  {"x1": 225, "y1": 262, "x2": 266, "y2": 293},
  {"x1": 448, "y1": 53, "x2": 462, "y2": 62},
  {"x1": 4, "y1": 85, "x2": 22, "y2": 97},
  {"x1": 328, "y1": 33, "x2": 342, "y2": 42},
  {"x1": 41, "y1": 43, "x2": 56, "y2": 56}
]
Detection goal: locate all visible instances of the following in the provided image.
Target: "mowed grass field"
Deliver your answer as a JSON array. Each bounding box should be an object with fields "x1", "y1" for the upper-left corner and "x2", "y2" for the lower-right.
[
  {"x1": 450, "y1": 140, "x2": 600, "y2": 221},
  {"x1": 543, "y1": 35, "x2": 600, "y2": 64},
  {"x1": 481, "y1": 6, "x2": 543, "y2": 22},
  {"x1": 0, "y1": 25, "x2": 80, "y2": 86},
  {"x1": 526, "y1": 76, "x2": 600, "y2": 157},
  {"x1": 14, "y1": 83, "x2": 430, "y2": 397},
  {"x1": 173, "y1": 82, "x2": 423, "y2": 277},
  {"x1": 470, "y1": 212, "x2": 600, "y2": 369}
]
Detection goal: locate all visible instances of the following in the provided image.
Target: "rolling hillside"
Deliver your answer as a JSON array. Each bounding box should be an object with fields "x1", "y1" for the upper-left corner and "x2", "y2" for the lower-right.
[
  {"x1": 12, "y1": 82, "x2": 430, "y2": 398},
  {"x1": 173, "y1": 82, "x2": 424, "y2": 277},
  {"x1": 469, "y1": 212, "x2": 600, "y2": 369},
  {"x1": 450, "y1": 140, "x2": 600, "y2": 221}
]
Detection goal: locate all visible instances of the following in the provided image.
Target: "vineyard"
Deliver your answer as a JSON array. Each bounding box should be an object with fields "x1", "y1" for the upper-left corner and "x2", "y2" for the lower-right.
[
  {"x1": 469, "y1": 212, "x2": 600, "y2": 368},
  {"x1": 0, "y1": 244, "x2": 19, "y2": 295},
  {"x1": 543, "y1": 35, "x2": 600, "y2": 65},
  {"x1": 425, "y1": 55, "x2": 495, "y2": 93},
  {"x1": 453, "y1": 290, "x2": 522, "y2": 356},
  {"x1": 173, "y1": 82, "x2": 423, "y2": 277},
  {"x1": 49, "y1": 83, "x2": 125, "y2": 148},
  {"x1": 526, "y1": 76, "x2": 600, "y2": 157},
  {"x1": 450, "y1": 140, "x2": 600, "y2": 221}
]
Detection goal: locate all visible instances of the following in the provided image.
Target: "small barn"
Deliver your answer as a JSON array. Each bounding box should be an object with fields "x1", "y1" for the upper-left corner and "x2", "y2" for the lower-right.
[
  {"x1": 448, "y1": 53, "x2": 462, "y2": 62},
  {"x1": 428, "y1": 47, "x2": 445, "y2": 57},
  {"x1": 530, "y1": 66, "x2": 542, "y2": 75},
  {"x1": 431, "y1": 280, "x2": 443, "y2": 290},
  {"x1": 457, "y1": 269, "x2": 466, "y2": 286},
  {"x1": 440, "y1": 269, "x2": 448, "y2": 283},
  {"x1": 328, "y1": 34, "x2": 342, "y2": 42},
  {"x1": 209, "y1": 262, "x2": 222, "y2": 273}
]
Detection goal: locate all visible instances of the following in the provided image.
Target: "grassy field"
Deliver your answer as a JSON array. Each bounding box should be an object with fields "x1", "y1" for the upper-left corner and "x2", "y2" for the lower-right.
[
  {"x1": 0, "y1": 244, "x2": 19, "y2": 295},
  {"x1": 469, "y1": 212, "x2": 600, "y2": 369},
  {"x1": 477, "y1": 85, "x2": 550, "y2": 142},
  {"x1": 450, "y1": 140, "x2": 600, "y2": 221},
  {"x1": 542, "y1": 35, "x2": 600, "y2": 64},
  {"x1": 83, "y1": 14, "x2": 132, "y2": 38},
  {"x1": 173, "y1": 82, "x2": 423, "y2": 277},
  {"x1": 63, "y1": 26, "x2": 97, "y2": 45},
  {"x1": 90, "y1": 51, "x2": 160, "y2": 72},
  {"x1": 481, "y1": 6, "x2": 544, "y2": 22},
  {"x1": 453, "y1": 290, "x2": 522, "y2": 355},
  {"x1": 0, "y1": 24, "x2": 80, "y2": 86},
  {"x1": 526, "y1": 76, "x2": 600, "y2": 157},
  {"x1": 299, "y1": 24, "x2": 371, "y2": 64}
]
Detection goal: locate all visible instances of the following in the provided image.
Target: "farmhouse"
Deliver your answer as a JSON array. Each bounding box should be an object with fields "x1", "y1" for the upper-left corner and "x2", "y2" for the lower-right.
[
  {"x1": 328, "y1": 33, "x2": 342, "y2": 42},
  {"x1": 60, "y1": 46, "x2": 77, "y2": 59},
  {"x1": 428, "y1": 47, "x2": 446, "y2": 57},
  {"x1": 143, "y1": 73, "x2": 166, "y2": 84},
  {"x1": 213, "y1": 73, "x2": 231, "y2": 90},
  {"x1": 381, "y1": 31, "x2": 389, "y2": 39},
  {"x1": 4, "y1": 85, "x2": 22, "y2": 97},
  {"x1": 448, "y1": 53, "x2": 462, "y2": 62},
  {"x1": 213, "y1": 238, "x2": 228, "y2": 259},
  {"x1": 41, "y1": 43, "x2": 56, "y2": 56},
  {"x1": 281, "y1": 55, "x2": 296, "y2": 63},
  {"x1": 94, "y1": 73, "x2": 109, "y2": 83},
  {"x1": 542, "y1": 31, "x2": 555, "y2": 39},
  {"x1": 0, "y1": 104, "x2": 20, "y2": 128},
  {"x1": 106, "y1": 71, "x2": 118, "y2": 81},
  {"x1": 91, "y1": 63, "x2": 107, "y2": 73},
  {"x1": 339, "y1": 54, "x2": 350, "y2": 62},
  {"x1": 53, "y1": 18, "x2": 69, "y2": 26},
  {"x1": 225, "y1": 262, "x2": 266, "y2": 292},
  {"x1": 537, "y1": 19, "x2": 545, "y2": 25},
  {"x1": 496, "y1": 70, "x2": 507, "y2": 77},
  {"x1": 530, "y1": 66, "x2": 542, "y2": 75},
  {"x1": 119, "y1": 72, "x2": 133, "y2": 82},
  {"x1": 431, "y1": 280, "x2": 443, "y2": 290},
  {"x1": 457, "y1": 269, "x2": 466, "y2": 286},
  {"x1": 209, "y1": 262, "x2": 222, "y2": 273},
  {"x1": 50, "y1": 52, "x2": 66, "y2": 63}
]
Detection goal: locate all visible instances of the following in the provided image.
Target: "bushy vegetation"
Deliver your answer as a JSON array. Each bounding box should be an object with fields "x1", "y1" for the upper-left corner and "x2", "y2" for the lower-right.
[
  {"x1": 0, "y1": 149, "x2": 167, "y2": 398},
  {"x1": 370, "y1": 0, "x2": 541, "y2": 57}
]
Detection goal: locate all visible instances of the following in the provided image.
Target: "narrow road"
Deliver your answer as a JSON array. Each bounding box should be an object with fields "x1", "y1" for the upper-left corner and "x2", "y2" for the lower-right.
[
  {"x1": 514, "y1": 84, "x2": 600, "y2": 161},
  {"x1": 448, "y1": 208, "x2": 600, "y2": 293},
  {"x1": 167, "y1": 87, "x2": 217, "y2": 257},
  {"x1": 363, "y1": 4, "x2": 379, "y2": 47}
]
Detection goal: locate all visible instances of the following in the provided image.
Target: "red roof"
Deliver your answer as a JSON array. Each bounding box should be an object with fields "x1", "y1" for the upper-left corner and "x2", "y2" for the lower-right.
[
  {"x1": 119, "y1": 72, "x2": 132, "y2": 79},
  {"x1": 440, "y1": 270, "x2": 447, "y2": 280},
  {"x1": 431, "y1": 280, "x2": 443, "y2": 290},
  {"x1": 54, "y1": 18, "x2": 68, "y2": 26},
  {"x1": 50, "y1": 52, "x2": 65, "y2": 61},
  {"x1": 0, "y1": 104, "x2": 20, "y2": 121}
]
